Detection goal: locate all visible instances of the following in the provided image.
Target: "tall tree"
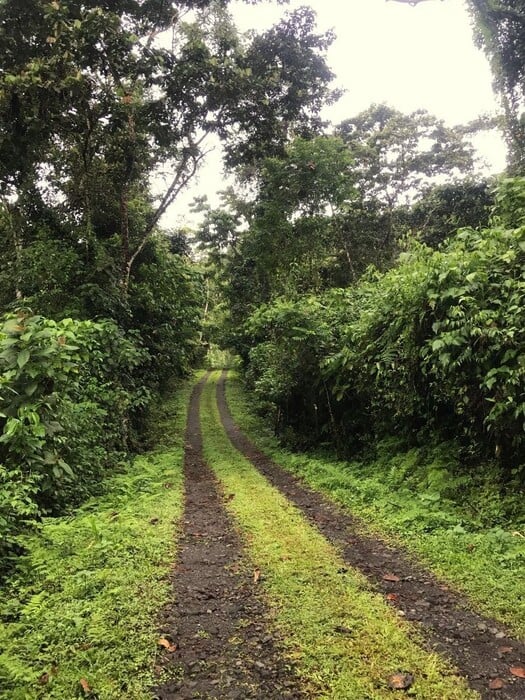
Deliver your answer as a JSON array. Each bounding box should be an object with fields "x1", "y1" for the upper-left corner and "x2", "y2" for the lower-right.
[
  {"x1": 335, "y1": 104, "x2": 476, "y2": 249},
  {"x1": 467, "y1": 0, "x2": 525, "y2": 172},
  {"x1": 336, "y1": 104, "x2": 475, "y2": 209},
  {"x1": 0, "y1": 1, "x2": 335, "y2": 308}
]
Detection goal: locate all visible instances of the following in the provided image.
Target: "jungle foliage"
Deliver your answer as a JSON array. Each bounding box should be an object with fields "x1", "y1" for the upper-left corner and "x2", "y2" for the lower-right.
[
  {"x1": 197, "y1": 92, "x2": 523, "y2": 481},
  {"x1": 0, "y1": 0, "x2": 335, "y2": 570},
  {"x1": 222, "y1": 179, "x2": 524, "y2": 472},
  {"x1": 468, "y1": 0, "x2": 525, "y2": 173}
]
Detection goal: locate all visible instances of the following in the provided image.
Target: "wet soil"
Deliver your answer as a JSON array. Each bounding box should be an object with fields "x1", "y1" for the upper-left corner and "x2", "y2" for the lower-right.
[
  {"x1": 217, "y1": 371, "x2": 525, "y2": 700},
  {"x1": 153, "y1": 376, "x2": 306, "y2": 700}
]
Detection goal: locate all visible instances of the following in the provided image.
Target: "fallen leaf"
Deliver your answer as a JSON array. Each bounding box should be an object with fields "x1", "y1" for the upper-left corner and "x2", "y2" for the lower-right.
[
  {"x1": 79, "y1": 678, "x2": 91, "y2": 694},
  {"x1": 489, "y1": 678, "x2": 505, "y2": 690},
  {"x1": 510, "y1": 666, "x2": 525, "y2": 679},
  {"x1": 38, "y1": 673, "x2": 49, "y2": 685},
  {"x1": 386, "y1": 593, "x2": 399, "y2": 603},
  {"x1": 388, "y1": 672, "x2": 413, "y2": 690},
  {"x1": 253, "y1": 569, "x2": 261, "y2": 584},
  {"x1": 158, "y1": 637, "x2": 177, "y2": 652},
  {"x1": 383, "y1": 573, "x2": 400, "y2": 583},
  {"x1": 498, "y1": 646, "x2": 513, "y2": 655},
  {"x1": 227, "y1": 493, "x2": 235, "y2": 501}
]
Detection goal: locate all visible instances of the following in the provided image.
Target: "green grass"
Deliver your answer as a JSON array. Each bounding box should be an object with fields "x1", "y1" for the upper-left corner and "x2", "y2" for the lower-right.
[
  {"x1": 201, "y1": 371, "x2": 476, "y2": 700},
  {"x1": 0, "y1": 380, "x2": 190, "y2": 700},
  {"x1": 225, "y1": 371, "x2": 525, "y2": 640}
]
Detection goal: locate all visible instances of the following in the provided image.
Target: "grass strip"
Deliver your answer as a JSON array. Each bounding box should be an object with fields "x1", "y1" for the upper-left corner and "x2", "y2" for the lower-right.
[
  {"x1": 225, "y1": 371, "x2": 525, "y2": 640},
  {"x1": 201, "y1": 371, "x2": 476, "y2": 700},
  {"x1": 0, "y1": 379, "x2": 191, "y2": 700}
]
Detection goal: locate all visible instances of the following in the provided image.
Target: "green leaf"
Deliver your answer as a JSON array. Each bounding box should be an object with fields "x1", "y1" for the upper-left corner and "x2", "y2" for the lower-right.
[{"x1": 17, "y1": 349, "x2": 30, "y2": 368}]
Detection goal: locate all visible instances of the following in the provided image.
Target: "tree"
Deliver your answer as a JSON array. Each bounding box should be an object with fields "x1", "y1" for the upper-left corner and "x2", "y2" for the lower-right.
[
  {"x1": 467, "y1": 1, "x2": 525, "y2": 172},
  {"x1": 409, "y1": 178, "x2": 494, "y2": 248},
  {"x1": 333, "y1": 104, "x2": 477, "y2": 253},
  {"x1": 336, "y1": 104, "x2": 475, "y2": 210},
  {"x1": 0, "y1": 1, "x2": 335, "y2": 306},
  {"x1": 195, "y1": 135, "x2": 358, "y2": 331}
]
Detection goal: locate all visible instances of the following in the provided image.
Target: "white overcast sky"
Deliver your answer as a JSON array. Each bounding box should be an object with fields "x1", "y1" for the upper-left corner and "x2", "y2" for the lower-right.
[{"x1": 164, "y1": 0, "x2": 507, "y2": 227}]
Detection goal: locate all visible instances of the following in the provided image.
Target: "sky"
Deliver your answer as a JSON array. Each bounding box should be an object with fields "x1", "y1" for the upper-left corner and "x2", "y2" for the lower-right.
[{"x1": 164, "y1": 0, "x2": 507, "y2": 227}]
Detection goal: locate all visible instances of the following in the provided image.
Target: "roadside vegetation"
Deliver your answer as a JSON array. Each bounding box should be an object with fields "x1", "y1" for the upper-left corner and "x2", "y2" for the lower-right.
[
  {"x1": 0, "y1": 0, "x2": 524, "y2": 696},
  {"x1": 0, "y1": 381, "x2": 189, "y2": 700}
]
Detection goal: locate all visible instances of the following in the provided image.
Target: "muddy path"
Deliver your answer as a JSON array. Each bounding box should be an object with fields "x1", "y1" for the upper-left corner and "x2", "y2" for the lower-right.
[
  {"x1": 216, "y1": 371, "x2": 525, "y2": 700},
  {"x1": 153, "y1": 376, "x2": 305, "y2": 700}
]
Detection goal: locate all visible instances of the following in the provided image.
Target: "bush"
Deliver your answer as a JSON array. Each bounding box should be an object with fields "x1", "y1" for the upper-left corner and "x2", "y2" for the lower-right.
[
  {"x1": 0, "y1": 312, "x2": 148, "y2": 569},
  {"x1": 241, "y1": 178, "x2": 525, "y2": 471}
]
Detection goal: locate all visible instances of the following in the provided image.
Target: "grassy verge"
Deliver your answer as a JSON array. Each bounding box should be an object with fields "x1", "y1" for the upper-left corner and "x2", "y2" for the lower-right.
[
  {"x1": 0, "y1": 379, "x2": 190, "y2": 700},
  {"x1": 225, "y1": 371, "x2": 525, "y2": 640},
  {"x1": 201, "y1": 371, "x2": 476, "y2": 699}
]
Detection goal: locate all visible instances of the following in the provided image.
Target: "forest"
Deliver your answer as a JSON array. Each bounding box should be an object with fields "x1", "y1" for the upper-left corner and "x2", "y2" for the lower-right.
[{"x1": 0, "y1": 1, "x2": 524, "y2": 699}]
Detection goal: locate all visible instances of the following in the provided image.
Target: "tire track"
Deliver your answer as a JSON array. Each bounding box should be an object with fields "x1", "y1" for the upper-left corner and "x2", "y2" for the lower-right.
[
  {"x1": 216, "y1": 370, "x2": 525, "y2": 700},
  {"x1": 153, "y1": 375, "x2": 305, "y2": 700}
]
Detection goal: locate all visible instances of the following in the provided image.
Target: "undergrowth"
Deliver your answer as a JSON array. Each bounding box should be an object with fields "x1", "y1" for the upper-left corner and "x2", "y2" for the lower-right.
[
  {"x1": 201, "y1": 371, "x2": 476, "y2": 700},
  {"x1": 0, "y1": 379, "x2": 189, "y2": 700},
  {"x1": 225, "y1": 371, "x2": 525, "y2": 639}
]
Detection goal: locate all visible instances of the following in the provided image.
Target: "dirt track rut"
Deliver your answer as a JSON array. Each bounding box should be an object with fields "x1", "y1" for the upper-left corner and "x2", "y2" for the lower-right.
[
  {"x1": 153, "y1": 376, "x2": 304, "y2": 699},
  {"x1": 216, "y1": 370, "x2": 525, "y2": 700}
]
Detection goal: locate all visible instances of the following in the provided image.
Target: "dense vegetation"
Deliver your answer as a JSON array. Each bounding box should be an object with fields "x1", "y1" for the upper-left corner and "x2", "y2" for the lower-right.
[
  {"x1": 196, "y1": 6, "x2": 525, "y2": 491},
  {"x1": 0, "y1": 1, "x2": 524, "y2": 696},
  {"x1": 0, "y1": 0, "x2": 523, "y2": 589},
  {"x1": 0, "y1": 0, "x2": 335, "y2": 571}
]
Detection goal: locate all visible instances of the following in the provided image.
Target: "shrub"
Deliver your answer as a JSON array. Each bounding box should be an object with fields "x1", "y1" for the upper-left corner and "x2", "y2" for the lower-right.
[{"x1": 0, "y1": 311, "x2": 148, "y2": 570}]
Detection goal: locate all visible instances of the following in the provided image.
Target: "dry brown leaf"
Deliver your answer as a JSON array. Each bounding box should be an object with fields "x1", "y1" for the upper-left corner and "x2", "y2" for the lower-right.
[
  {"x1": 510, "y1": 666, "x2": 525, "y2": 679},
  {"x1": 388, "y1": 672, "x2": 413, "y2": 690},
  {"x1": 386, "y1": 593, "x2": 399, "y2": 603},
  {"x1": 253, "y1": 569, "x2": 261, "y2": 584},
  {"x1": 79, "y1": 678, "x2": 91, "y2": 694},
  {"x1": 38, "y1": 673, "x2": 49, "y2": 685},
  {"x1": 489, "y1": 678, "x2": 505, "y2": 690},
  {"x1": 158, "y1": 637, "x2": 177, "y2": 652},
  {"x1": 383, "y1": 573, "x2": 400, "y2": 583}
]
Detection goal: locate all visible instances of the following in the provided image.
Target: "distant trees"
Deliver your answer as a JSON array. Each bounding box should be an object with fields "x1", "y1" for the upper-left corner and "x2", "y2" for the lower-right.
[{"x1": 196, "y1": 104, "x2": 482, "y2": 355}]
